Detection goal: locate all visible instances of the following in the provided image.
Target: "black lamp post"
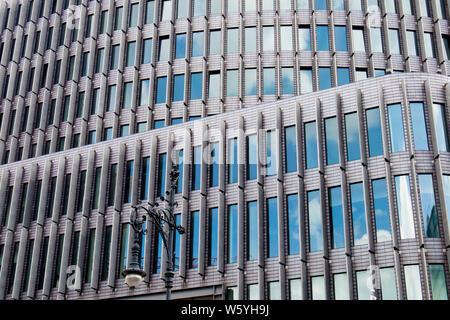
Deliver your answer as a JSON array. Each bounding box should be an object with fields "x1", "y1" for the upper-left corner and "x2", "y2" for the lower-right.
[{"x1": 122, "y1": 165, "x2": 185, "y2": 300}]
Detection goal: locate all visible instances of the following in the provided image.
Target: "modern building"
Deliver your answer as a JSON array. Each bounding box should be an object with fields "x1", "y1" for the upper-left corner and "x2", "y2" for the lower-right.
[{"x1": 0, "y1": 0, "x2": 449, "y2": 301}]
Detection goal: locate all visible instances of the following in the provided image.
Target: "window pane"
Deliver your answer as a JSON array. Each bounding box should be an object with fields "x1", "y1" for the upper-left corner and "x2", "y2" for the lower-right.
[
  {"x1": 318, "y1": 67, "x2": 331, "y2": 90},
  {"x1": 419, "y1": 0, "x2": 429, "y2": 16},
  {"x1": 146, "y1": 1, "x2": 155, "y2": 24},
  {"x1": 177, "y1": 0, "x2": 187, "y2": 18},
  {"x1": 262, "y1": 0, "x2": 274, "y2": 10},
  {"x1": 123, "y1": 82, "x2": 133, "y2": 108},
  {"x1": 111, "y1": 45, "x2": 119, "y2": 69},
  {"x1": 158, "y1": 154, "x2": 166, "y2": 197},
  {"x1": 140, "y1": 79, "x2": 150, "y2": 106},
  {"x1": 287, "y1": 194, "x2": 300, "y2": 255},
  {"x1": 305, "y1": 121, "x2": 318, "y2": 169},
  {"x1": 289, "y1": 279, "x2": 302, "y2": 300},
  {"x1": 311, "y1": 276, "x2": 325, "y2": 300},
  {"x1": 193, "y1": 0, "x2": 205, "y2": 16},
  {"x1": 334, "y1": 273, "x2": 349, "y2": 300},
  {"x1": 308, "y1": 190, "x2": 322, "y2": 252},
  {"x1": 429, "y1": 264, "x2": 448, "y2": 300},
  {"x1": 190, "y1": 72, "x2": 202, "y2": 100},
  {"x1": 156, "y1": 77, "x2": 167, "y2": 104},
  {"x1": 330, "y1": 186, "x2": 344, "y2": 249},
  {"x1": 387, "y1": 103, "x2": 406, "y2": 152},
  {"x1": 433, "y1": 103, "x2": 449, "y2": 152},
  {"x1": 159, "y1": 37, "x2": 169, "y2": 61},
  {"x1": 192, "y1": 32, "x2": 204, "y2": 57},
  {"x1": 264, "y1": 68, "x2": 276, "y2": 95},
  {"x1": 107, "y1": 85, "x2": 116, "y2": 112},
  {"x1": 442, "y1": 36, "x2": 450, "y2": 60},
  {"x1": 266, "y1": 129, "x2": 277, "y2": 176},
  {"x1": 418, "y1": 174, "x2": 439, "y2": 238},
  {"x1": 175, "y1": 33, "x2": 186, "y2": 59},
  {"x1": 118, "y1": 224, "x2": 129, "y2": 278},
  {"x1": 380, "y1": 267, "x2": 397, "y2": 300},
  {"x1": 247, "y1": 134, "x2": 258, "y2": 180},
  {"x1": 227, "y1": 70, "x2": 238, "y2": 97},
  {"x1": 245, "y1": 27, "x2": 257, "y2": 52},
  {"x1": 268, "y1": 281, "x2": 281, "y2": 300},
  {"x1": 282, "y1": 67, "x2": 294, "y2": 95},
  {"x1": 355, "y1": 69, "x2": 368, "y2": 81},
  {"x1": 285, "y1": 126, "x2": 297, "y2": 172},
  {"x1": 210, "y1": 142, "x2": 219, "y2": 187},
  {"x1": 350, "y1": 182, "x2": 367, "y2": 245},
  {"x1": 356, "y1": 270, "x2": 371, "y2": 300},
  {"x1": 267, "y1": 197, "x2": 279, "y2": 258},
  {"x1": 298, "y1": 0, "x2": 309, "y2": 9},
  {"x1": 140, "y1": 157, "x2": 150, "y2": 200},
  {"x1": 345, "y1": 113, "x2": 361, "y2": 161},
  {"x1": 366, "y1": 107, "x2": 384, "y2": 157},
  {"x1": 161, "y1": 0, "x2": 172, "y2": 21},
  {"x1": 406, "y1": 30, "x2": 418, "y2": 56},
  {"x1": 228, "y1": 204, "x2": 238, "y2": 263},
  {"x1": 353, "y1": 28, "x2": 366, "y2": 52},
  {"x1": 334, "y1": 26, "x2": 347, "y2": 51},
  {"x1": 209, "y1": 30, "x2": 221, "y2": 55},
  {"x1": 245, "y1": 69, "x2": 257, "y2": 95},
  {"x1": 208, "y1": 72, "x2": 221, "y2": 98},
  {"x1": 395, "y1": 175, "x2": 415, "y2": 239},
  {"x1": 370, "y1": 28, "x2": 383, "y2": 53},
  {"x1": 280, "y1": 26, "x2": 293, "y2": 51},
  {"x1": 333, "y1": 0, "x2": 345, "y2": 10},
  {"x1": 129, "y1": 3, "x2": 139, "y2": 27},
  {"x1": 142, "y1": 38, "x2": 152, "y2": 64},
  {"x1": 325, "y1": 117, "x2": 339, "y2": 165},
  {"x1": 227, "y1": 29, "x2": 239, "y2": 53},
  {"x1": 350, "y1": 0, "x2": 362, "y2": 10},
  {"x1": 424, "y1": 33, "x2": 435, "y2": 58},
  {"x1": 298, "y1": 26, "x2": 311, "y2": 51},
  {"x1": 300, "y1": 68, "x2": 313, "y2": 93},
  {"x1": 247, "y1": 201, "x2": 258, "y2": 261},
  {"x1": 114, "y1": 7, "x2": 123, "y2": 31},
  {"x1": 228, "y1": 138, "x2": 238, "y2": 184},
  {"x1": 316, "y1": 25, "x2": 329, "y2": 51},
  {"x1": 315, "y1": 0, "x2": 327, "y2": 10},
  {"x1": 190, "y1": 210, "x2": 199, "y2": 268},
  {"x1": 404, "y1": 265, "x2": 423, "y2": 300},
  {"x1": 209, "y1": 208, "x2": 218, "y2": 266},
  {"x1": 211, "y1": 0, "x2": 221, "y2": 14},
  {"x1": 192, "y1": 146, "x2": 201, "y2": 190},
  {"x1": 96, "y1": 48, "x2": 104, "y2": 73},
  {"x1": 173, "y1": 74, "x2": 185, "y2": 102},
  {"x1": 372, "y1": 178, "x2": 392, "y2": 242},
  {"x1": 389, "y1": 29, "x2": 401, "y2": 54},
  {"x1": 228, "y1": 0, "x2": 239, "y2": 12},
  {"x1": 246, "y1": 0, "x2": 257, "y2": 11},
  {"x1": 263, "y1": 26, "x2": 275, "y2": 51}
]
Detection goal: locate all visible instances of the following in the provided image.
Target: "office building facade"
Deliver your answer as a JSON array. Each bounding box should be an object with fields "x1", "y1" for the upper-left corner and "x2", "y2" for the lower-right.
[{"x1": 0, "y1": 0, "x2": 449, "y2": 300}]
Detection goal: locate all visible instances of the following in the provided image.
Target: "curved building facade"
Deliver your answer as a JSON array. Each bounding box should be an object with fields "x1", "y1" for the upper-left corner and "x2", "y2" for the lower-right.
[{"x1": 0, "y1": 0, "x2": 449, "y2": 300}]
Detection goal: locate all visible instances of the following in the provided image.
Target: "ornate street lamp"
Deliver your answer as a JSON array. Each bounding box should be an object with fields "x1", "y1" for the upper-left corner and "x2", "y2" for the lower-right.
[{"x1": 122, "y1": 165, "x2": 185, "y2": 300}]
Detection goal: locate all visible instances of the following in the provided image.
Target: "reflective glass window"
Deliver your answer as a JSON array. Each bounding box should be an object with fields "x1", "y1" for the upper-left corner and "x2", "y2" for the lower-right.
[
  {"x1": 268, "y1": 281, "x2": 281, "y2": 300},
  {"x1": 211, "y1": 0, "x2": 221, "y2": 14},
  {"x1": 210, "y1": 142, "x2": 219, "y2": 187},
  {"x1": 325, "y1": 117, "x2": 339, "y2": 165},
  {"x1": 192, "y1": 32, "x2": 204, "y2": 57},
  {"x1": 318, "y1": 67, "x2": 331, "y2": 90},
  {"x1": 387, "y1": 103, "x2": 406, "y2": 152},
  {"x1": 158, "y1": 36, "x2": 169, "y2": 61},
  {"x1": 352, "y1": 28, "x2": 366, "y2": 52},
  {"x1": 175, "y1": 33, "x2": 186, "y2": 59},
  {"x1": 424, "y1": 33, "x2": 435, "y2": 58},
  {"x1": 366, "y1": 107, "x2": 384, "y2": 156},
  {"x1": 402, "y1": 0, "x2": 412, "y2": 15},
  {"x1": 345, "y1": 112, "x2": 361, "y2": 161},
  {"x1": 228, "y1": 204, "x2": 238, "y2": 263},
  {"x1": 395, "y1": 175, "x2": 415, "y2": 239},
  {"x1": 315, "y1": 0, "x2": 327, "y2": 10},
  {"x1": 161, "y1": 0, "x2": 172, "y2": 21},
  {"x1": 334, "y1": 26, "x2": 347, "y2": 51},
  {"x1": 404, "y1": 265, "x2": 423, "y2": 300},
  {"x1": 305, "y1": 121, "x2": 318, "y2": 169},
  {"x1": 157, "y1": 154, "x2": 166, "y2": 197},
  {"x1": 208, "y1": 71, "x2": 221, "y2": 98},
  {"x1": 247, "y1": 201, "x2": 258, "y2": 261},
  {"x1": 263, "y1": 68, "x2": 276, "y2": 95},
  {"x1": 209, "y1": 208, "x2": 218, "y2": 266},
  {"x1": 311, "y1": 276, "x2": 325, "y2": 300},
  {"x1": 266, "y1": 129, "x2": 277, "y2": 176},
  {"x1": 193, "y1": 0, "x2": 205, "y2": 16},
  {"x1": 350, "y1": 182, "x2": 367, "y2": 245},
  {"x1": 209, "y1": 30, "x2": 221, "y2": 55},
  {"x1": 370, "y1": 28, "x2": 383, "y2": 53},
  {"x1": 189, "y1": 210, "x2": 199, "y2": 268},
  {"x1": 372, "y1": 178, "x2": 392, "y2": 242},
  {"x1": 146, "y1": 1, "x2": 155, "y2": 23},
  {"x1": 142, "y1": 38, "x2": 152, "y2": 64},
  {"x1": 300, "y1": 68, "x2": 313, "y2": 93},
  {"x1": 227, "y1": 29, "x2": 239, "y2": 53},
  {"x1": 140, "y1": 79, "x2": 150, "y2": 106},
  {"x1": 280, "y1": 26, "x2": 293, "y2": 51},
  {"x1": 298, "y1": 0, "x2": 309, "y2": 9},
  {"x1": 380, "y1": 267, "x2": 397, "y2": 300},
  {"x1": 245, "y1": 69, "x2": 257, "y2": 96},
  {"x1": 285, "y1": 126, "x2": 298, "y2": 173},
  {"x1": 247, "y1": 134, "x2": 257, "y2": 180},
  {"x1": 389, "y1": 29, "x2": 401, "y2": 54},
  {"x1": 177, "y1": 0, "x2": 187, "y2": 18},
  {"x1": 429, "y1": 264, "x2": 448, "y2": 300},
  {"x1": 173, "y1": 74, "x2": 185, "y2": 102},
  {"x1": 192, "y1": 146, "x2": 201, "y2": 190},
  {"x1": 356, "y1": 270, "x2": 371, "y2": 300},
  {"x1": 156, "y1": 76, "x2": 167, "y2": 104},
  {"x1": 298, "y1": 26, "x2": 311, "y2": 51},
  {"x1": 433, "y1": 103, "x2": 449, "y2": 152},
  {"x1": 334, "y1": 273, "x2": 349, "y2": 300},
  {"x1": 190, "y1": 72, "x2": 202, "y2": 100},
  {"x1": 129, "y1": 3, "x2": 139, "y2": 27},
  {"x1": 227, "y1": 70, "x2": 239, "y2": 97},
  {"x1": 316, "y1": 25, "x2": 329, "y2": 51},
  {"x1": 287, "y1": 194, "x2": 300, "y2": 255},
  {"x1": 289, "y1": 279, "x2": 302, "y2": 300},
  {"x1": 406, "y1": 30, "x2": 418, "y2": 56},
  {"x1": 263, "y1": 26, "x2": 275, "y2": 51},
  {"x1": 282, "y1": 67, "x2": 294, "y2": 95},
  {"x1": 267, "y1": 197, "x2": 278, "y2": 258},
  {"x1": 228, "y1": 138, "x2": 238, "y2": 184},
  {"x1": 418, "y1": 174, "x2": 439, "y2": 238},
  {"x1": 329, "y1": 186, "x2": 344, "y2": 249},
  {"x1": 245, "y1": 27, "x2": 257, "y2": 52},
  {"x1": 308, "y1": 190, "x2": 322, "y2": 252},
  {"x1": 123, "y1": 82, "x2": 133, "y2": 109}
]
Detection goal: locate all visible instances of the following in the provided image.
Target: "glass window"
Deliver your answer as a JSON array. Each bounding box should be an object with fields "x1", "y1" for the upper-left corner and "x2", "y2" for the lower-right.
[
  {"x1": 334, "y1": 273, "x2": 349, "y2": 300},
  {"x1": 318, "y1": 67, "x2": 331, "y2": 90},
  {"x1": 424, "y1": 33, "x2": 435, "y2": 58},
  {"x1": 228, "y1": 204, "x2": 238, "y2": 264},
  {"x1": 336, "y1": 67, "x2": 350, "y2": 86},
  {"x1": 37, "y1": 237, "x2": 49, "y2": 290},
  {"x1": 404, "y1": 265, "x2": 423, "y2": 300},
  {"x1": 387, "y1": 103, "x2": 406, "y2": 152},
  {"x1": 352, "y1": 28, "x2": 366, "y2": 52},
  {"x1": 192, "y1": 146, "x2": 202, "y2": 190},
  {"x1": 285, "y1": 126, "x2": 297, "y2": 173},
  {"x1": 92, "y1": 167, "x2": 102, "y2": 209},
  {"x1": 100, "y1": 11, "x2": 108, "y2": 34},
  {"x1": 190, "y1": 72, "x2": 202, "y2": 100},
  {"x1": 298, "y1": 26, "x2": 311, "y2": 51},
  {"x1": 298, "y1": 0, "x2": 309, "y2": 9},
  {"x1": 161, "y1": 0, "x2": 172, "y2": 21},
  {"x1": 333, "y1": 0, "x2": 345, "y2": 10},
  {"x1": 418, "y1": 174, "x2": 439, "y2": 238},
  {"x1": 140, "y1": 157, "x2": 150, "y2": 200},
  {"x1": 262, "y1": 0, "x2": 274, "y2": 10},
  {"x1": 123, "y1": 161, "x2": 134, "y2": 204},
  {"x1": 209, "y1": 30, "x2": 221, "y2": 55},
  {"x1": 246, "y1": 0, "x2": 257, "y2": 11},
  {"x1": 442, "y1": 36, "x2": 450, "y2": 60},
  {"x1": 129, "y1": 3, "x2": 139, "y2": 27},
  {"x1": 225, "y1": 138, "x2": 238, "y2": 185},
  {"x1": 286, "y1": 194, "x2": 300, "y2": 255},
  {"x1": 372, "y1": 178, "x2": 392, "y2": 242},
  {"x1": 334, "y1": 26, "x2": 347, "y2": 51},
  {"x1": 114, "y1": 6, "x2": 123, "y2": 31},
  {"x1": 370, "y1": 28, "x2": 383, "y2": 53},
  {"x1": 157, "y1": 154, "x2": 167, "y2": 198},
  {"x1": 406, "y1": 30, "x2": 418, "y2": 56},
  {"x1": 153, "y1": 233, "x2": 162, "y2": 273},
  {"x1": 123, "y1": 82, "x2": 133, "y2": 109},
  {"x1": 118, "y1": 224, "x2": 129, "y2": 279},
  {"x1": 193, "y1": 0, "x2": 205, "y2": 16},
  {"x1": 325, "y1": 117, "x2": 339, "y2": 165},
  {"x1": 316, "y1": 25, "x2": 329, "y2": 51},
  {"x1": 226, "y1": 286, "x2": 238, "y2": 300},
  {"x1": 227, "y1": 28, "x2": 239, "y2": 53},
  {"x1": 355, "y1": 68, "x2": 368, "y2": 81},
  {"x1": 350, "y1": 182, "x2": 367, "y2": 245},
  {"x1": 104, "y1": 127, "x2": 113, "y2": 141},
  {"x1": 345, "y1": 113, "x2": 361, "y2": 161},
  {"x1": 408, "y1": 102, "x2": 428, "y2": 150},
  {"x1": 429, "y1": 264, "x2": 448, "y2": 300},
  {"x1": 289, "y1": 278, "x2": 302, "y2": 300},
  {"x1": 119, "y1": 125, "x2": 129, "y2": 137},
  {"x1": 311, "y1": 276, "x2": 325, "y2": 300},
  {"x1": 300, "y1": 68, "x2": 313, "y2": 94},
  {"x1": 247, "y1": 201, "x2": 258, "y2": 261},
  {"x1": 433, "y1": 103, "x2": 449, "y2": 152},
  {"x1": 110, "y1": 44, "x2": 119, "y2": 70},
  {"x1": 84, "y1": 229, "x2": 96, "y2": 283},
  {"x1": 210, "y1": 142, "x2": 219, "y2": 187},
  {"x1": 247, "y1": 134, "x2": 257, "y2": 180},
  {"x1": 209, "y1": 208, "x2": 218, "y2": 266},
  {"x1": 226, "y1": 70, "x2": 239, "y2": 97},
  {"x1": 395, "y1": 175, "x2": 415, "y2": 239},
  {"x1": 158, "y1": 36, "x2": 170, "y2": 61},
  {"x1": 173, "y1": 74, "x2": 185, "y2": 102},
  {"x1": 208, "y1": 71, "x2": 221, "y2": 98},
  {"x1": 280, "y1": 26, "x2": 293, "y2": 51},
  {"x1": 356, "y1": 270, "x2": 371, "y2": 300},
  {"x1": 308, "y1": 190, "x2": 322, "y2": 252},
  {"x1": 366, "y1": 107, "x2": 384, "y2": 157},
  {"x1": 329, "y1": 186, "x2": 344, "y2": 249},
  {"x1": 282, "y1": 67, "x2": 294, "y2": 95},
  {"x1": 95, "y1": 48, "x2": 104, "y2": 74},
  {"x1": 107, "y1": 85, "x2": 116, "y2": 112},
  {"x1": 349, "y1": 0, "x2": 361, "y2": 10},
  {"x1": 245, "y1": 27, "x2": 256, "y2": 52},
  {"x1": 389, "y1": 29, "x2": 401, "y2": 54},
  {"x1": 101, "y1": 226, "x2": 113, "y2": 281},
  {"x1": 245, "y1": 69, "x2": 257, "y2": 96},
  {"x1": 402, "y1": 0, "x2": 412, "y2": 15},
  {"x1": 173, "y1": 215, "x2": 181, "y2": 271},
  {"x1": 177, "y1": 0, "x2": 187, "y2": 18},
  {"x1": 379, "y1": 267, "x2": 397, "y2": 300},
  {"x1": 81, "y1": 52, "x2": 89, "y2": 77},
  {"x1": 305, "y1": 121, "x2": 318, "y2": 169},
  {"x1": 175, "y1": 33, "x2": 186, "y2": 59},
  {"x1": 156, "y1": 76, "x2": 167, "y2": 104},
  {"x1": 108, "y1": 165, "x2": 117, "y2": 207},
  {"x1": 268, "y1": 281, "x2": 281, "y2": 300},
  {"x1": 385, "y1": 0, "x2": 396, "y2": 13},
  {"x1": 436, "y1": 0, "x2": 447, "y2": 19},
  {"x1": 263, "y1": 26, "x2": 275, "y2": 51},
  {"x1": 211, "y1": 0, "x2": 221, "y2": 14},
  {"x1": 140, "y1": 79, "x2": 150, "y2": 106},
  {"x1": 264, "y1": 68, "x2": 276, "y2": 95},
  {"x1": 267, "y1": 197, "x2": 278, "y2": 258},
  {"x1": 142, "y1": 38, "x2": 152, "y2": 64},
  {"x1": 315, "y1": 0, "x2": 327, "y2": 10},
  {"x1": 419, "y1": 0, "x2": 430, "y2": 16},
  {"x1": 266, "y1": 129, "x2": 277, "y2": 176},
  {"x1": 228, "y1": 0, "x2": 239, "y2": 12},
  {"x1": 189, "y1": 210, "x2": 199, "y2": 268}
]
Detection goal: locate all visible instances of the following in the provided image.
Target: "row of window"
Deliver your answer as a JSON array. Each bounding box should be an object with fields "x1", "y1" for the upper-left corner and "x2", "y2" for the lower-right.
[{"x1": 226, "y1": 264, "x2": 448, "y2": 300}]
